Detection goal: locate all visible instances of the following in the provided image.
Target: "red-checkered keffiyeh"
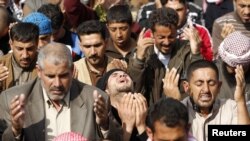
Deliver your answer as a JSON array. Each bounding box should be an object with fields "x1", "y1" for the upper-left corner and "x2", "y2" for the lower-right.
[
  {"x1": 53, "y1": 132, "x2": 88, "y2": 141},
  {"x1": 218, "y1": 31, "x2": 250, "y2": 67}
]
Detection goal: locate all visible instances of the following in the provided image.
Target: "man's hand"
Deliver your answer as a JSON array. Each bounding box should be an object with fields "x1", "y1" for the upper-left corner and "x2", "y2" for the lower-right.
[
  {"x1": 163, "y1": 68, "x2": 181, "y2": 100},
  {"x1": 0, "y1": 63, "x2": 9, "y2": 82},
  {"x1": 134, "y1": 93, "x2": 147, "y2": 134},
  {"x1": 93, "y1": 90, "x2": 109, "y2": 130},
  {"x1": 10, "y1": 94, "x2": 25, "y2": 136},
  {"x1": 182, "y1": 21, "x2": 201, "y2": 55},
  {"x1": 234, "y1": 65, "x2": 246, "y2": 103},
  {"x1": 106, "y1": 59, "x2": 128, "y2": 72},
  {"x1": 221, "y1": 23, "x2": 235, "y2": 39},
  {"x1": 117, "y1": 93, "x2": 136, "y2": 133},
  {"x1": 136, "y1": 28, "x2": 154, "y2": 61}
]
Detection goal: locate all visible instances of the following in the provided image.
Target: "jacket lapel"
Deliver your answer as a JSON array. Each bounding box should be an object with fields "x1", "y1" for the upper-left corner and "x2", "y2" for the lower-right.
[
  {"x1": 70, "y1": 80, "x2": 87, "y2": 134},
  {"x1": 26, "y1": 79, "x2": 45, "y2": 141}
]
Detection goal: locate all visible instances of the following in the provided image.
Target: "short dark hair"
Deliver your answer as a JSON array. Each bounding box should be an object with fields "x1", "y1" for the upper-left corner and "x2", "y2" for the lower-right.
[
  {"x1": 148, "y1": 7, "x2": 179, "y2": 32},
  {"x1": 10, "y1": 22, "x2": 39, "y2": 43},
  {"x1": 186, "y1": 60, "x2": 219, "y2": 81},
  {"x1": 146, "y1": 97, "x2": 189, "y2": 132},
  {"x1": 38, "y1": 4, "x2": 64, "y2": 31},
  {"x1": 77, "y1": 20, "x2": 106, "y2": 41},
  {"x1": 162, "y1": 0, "x2": 187, "y2": 5},
  {"x1": 106, "y1": 4, "x2": 133, "y2": 25}
]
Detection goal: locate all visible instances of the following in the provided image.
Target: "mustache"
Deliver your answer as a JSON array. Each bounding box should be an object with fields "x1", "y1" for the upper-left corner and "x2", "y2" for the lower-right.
[
  {"x1": 50, "y1": 86, "x2": 64, "y2": 91},
  {"x1": 89, "y1": 55, "x2": 99, "y2": 59},
  {"x1": 20, "y1": 58, "x2": 31, "y2": 62},
  {"x1": 160, "y1": 43, "x2": 172, "y2": 47}
]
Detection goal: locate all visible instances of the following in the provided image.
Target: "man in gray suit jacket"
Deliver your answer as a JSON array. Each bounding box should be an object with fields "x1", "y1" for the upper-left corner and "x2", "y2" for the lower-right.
[{"x1": 0, "y1": 42, "x2": 121, "y2": 141}]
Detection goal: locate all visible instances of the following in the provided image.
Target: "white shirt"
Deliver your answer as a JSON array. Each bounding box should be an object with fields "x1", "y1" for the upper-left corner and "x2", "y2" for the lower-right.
[{"x1": 154, "y1": 45, "x2": 171, "y2": 68}]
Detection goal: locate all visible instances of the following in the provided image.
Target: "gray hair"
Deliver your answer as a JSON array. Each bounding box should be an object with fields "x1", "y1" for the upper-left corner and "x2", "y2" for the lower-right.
[{"x1": 37, "y1": 42, "x2": 73, "y2": 70}]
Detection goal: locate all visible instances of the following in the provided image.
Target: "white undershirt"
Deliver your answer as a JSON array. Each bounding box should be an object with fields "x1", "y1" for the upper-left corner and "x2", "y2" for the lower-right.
[{"x1": 154, "y1": 45, "x2": 171, "y2": 69}]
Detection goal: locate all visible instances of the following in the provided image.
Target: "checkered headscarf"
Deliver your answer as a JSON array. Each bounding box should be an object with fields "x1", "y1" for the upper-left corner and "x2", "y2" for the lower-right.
[
  {"x1": 53, "y1": 132, "x2": 88, "y2": 141},
  {"x1": 218, "y1": 31, "x2": 250, "y2": 67}
]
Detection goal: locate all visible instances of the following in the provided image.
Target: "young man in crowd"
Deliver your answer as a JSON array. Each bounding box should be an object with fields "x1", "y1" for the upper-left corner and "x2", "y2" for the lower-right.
[
  {"x1": 106, "y1": 4, "x2": 137, "y2": 63},
  {"x1": 0, "y1": 22, "x2": 39, "y2": 92},
  {"x1": 23, "y1": 12, "x2": 52, "y2": 50},
  {"x1": 129, "y1": 7, "x2": 202, "y2": 106},
  {"x1": 146, "y1": 97, "x2": 196, "y2": 141},
  {"x1": 182, "y1": 60, "x2": 250, "y2": 141},
  {"x1": 97, "y1": 69, "x2": 148, "y2": 141}
]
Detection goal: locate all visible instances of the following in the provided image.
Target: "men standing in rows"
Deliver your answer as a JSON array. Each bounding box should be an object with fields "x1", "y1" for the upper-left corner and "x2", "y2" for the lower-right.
[
  {"x1": 106, "y1": 4, "x2": 137, "y2": 63},
  {"x1": 0, "y1": 22, "x2": 39, "y2": 92},
  {"x1": 182, "y1": 60, "x2": 250, "y2": 141},
  {"x1": 212, "y1": 0, "x2": 250, "y2": 59},
  {"x1": 97, "y1": 69, "x2": 148, "y2": 141},
  {"x1": 129, "y1": 7, "x2": 202, "y2": 106},
  {"x1": 216, "y1": 31, "x2": 250, "y2": 112},
  {"x1": 23, "y1": 12, "x2": 52, "y2": 50},
  {"x1": 0, "y1": 42, "x2": 120, "y2": 141}
]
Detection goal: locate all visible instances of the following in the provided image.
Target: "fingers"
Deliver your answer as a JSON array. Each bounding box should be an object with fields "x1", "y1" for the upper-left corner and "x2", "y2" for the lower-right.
[
  {"x1": 163, "y1": 68, "x2": 179, "y2": 86},
  {"x1": 10, "y1": 95, "x2": 25, "y2": 135},
  {"x1": 221, "y1": 23, "x2": 235, "y2": 39},
  {"x1": 93, "y1": 91, "x2": 106, "y2": 115},
  {"x1": 107, "y1": 59, "x2": 128, "y2": 72},
  {"x1": 235, "y1": 65, "x2": 245, "y2": 87},
  {"x1": 0, "y1": 64, "x2": 9, "y2": 82}
]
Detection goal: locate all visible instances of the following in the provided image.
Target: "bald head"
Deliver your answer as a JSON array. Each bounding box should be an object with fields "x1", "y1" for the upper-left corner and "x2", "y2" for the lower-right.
[{"x1": 37, "y1": 42, "x2": 73, "y2": 70}]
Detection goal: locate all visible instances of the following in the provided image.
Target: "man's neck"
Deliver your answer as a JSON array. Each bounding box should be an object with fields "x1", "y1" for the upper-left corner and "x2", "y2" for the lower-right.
[
  {"x1": 86, "y1": 56, "x2": 107, "y2": 71},
  {"x1": 113, "y1": 38, "x2": 133, "y2": 57}
]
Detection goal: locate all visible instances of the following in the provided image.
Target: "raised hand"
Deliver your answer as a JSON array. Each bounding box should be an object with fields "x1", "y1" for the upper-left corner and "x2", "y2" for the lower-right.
[
  {"x1": 136, "y1": 28, "x2": 154, "y2": 60},
  {"x1": 133, "y1": 93, "x2": 147, "y2": 134},
  {"x1": 163, "y1": 68, "x2": 181, "y2": 100},
  {"x1": 182, "y1": 20, "x2": 201, "y2": 55},
  {"x1": 0, "y1": 63, "x2": 9, "y2": 82},
  {"x1": 234, "y1": 65, "x2": 246, "y2": 102},
  {"x1": 93, "y1": 90, "x2": 109, "y2": 130},
  {"x1": 10, "y1": 94, "x2": 25, "y2": 136},
  {"x1": 117, "y1": 93, "x2": 136, "y2": 133}
]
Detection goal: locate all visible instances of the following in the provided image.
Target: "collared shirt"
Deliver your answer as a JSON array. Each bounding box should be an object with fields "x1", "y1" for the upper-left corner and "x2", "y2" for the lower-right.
[
  {"x1": 42, "y1": 88, "x2": 71, "y2": 141},
  {"x1": 182, "y1": 97, "x2": 237, "y2": 141},
  {"x1": 12, "y1": 56, "x2": 33, "y2": 86},
  {"x1": 154, "y1": 45, "x2": 171, "y2": 69}
]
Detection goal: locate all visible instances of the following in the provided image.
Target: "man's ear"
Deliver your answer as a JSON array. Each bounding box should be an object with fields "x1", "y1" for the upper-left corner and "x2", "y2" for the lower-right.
[
  {"x1": 146, "y1": 127, "x2": 153, "y2": 140},
  {"x1": 182, "y1": 80, "x2": 189, "y2": 93}
]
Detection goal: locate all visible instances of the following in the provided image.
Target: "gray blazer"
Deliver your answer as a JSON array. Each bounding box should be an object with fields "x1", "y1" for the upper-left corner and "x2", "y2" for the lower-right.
[{"x1": 0, "y1": 78, "x2": 120, "y2": 141}]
